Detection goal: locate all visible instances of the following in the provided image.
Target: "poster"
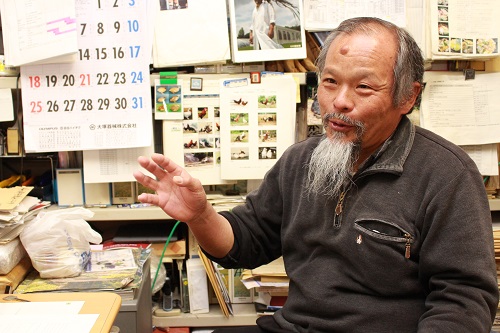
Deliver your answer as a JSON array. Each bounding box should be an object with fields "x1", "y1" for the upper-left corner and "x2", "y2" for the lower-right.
[
  {"x1": 219, "y1": 75, "x2": 297, "y2": 180},
  {"x1": 162, "y1": 74, "x2": 246, "y2": 185}
]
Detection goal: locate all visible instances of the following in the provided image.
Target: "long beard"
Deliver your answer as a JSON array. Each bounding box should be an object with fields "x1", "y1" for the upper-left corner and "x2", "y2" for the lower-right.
[{"x1": 305, "y1": 114, "x2": 364, "y2": 198}]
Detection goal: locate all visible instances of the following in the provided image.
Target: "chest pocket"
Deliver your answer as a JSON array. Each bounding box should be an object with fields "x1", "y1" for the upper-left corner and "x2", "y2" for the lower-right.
[{"x1": 354, "y1": 219, "x2": 414, "y2": 259}]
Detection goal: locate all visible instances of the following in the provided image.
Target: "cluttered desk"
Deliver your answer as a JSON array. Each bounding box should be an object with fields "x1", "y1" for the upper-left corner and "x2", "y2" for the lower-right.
[{"x1": 0, "y1": 292, "x2": 121, "y2": 333}]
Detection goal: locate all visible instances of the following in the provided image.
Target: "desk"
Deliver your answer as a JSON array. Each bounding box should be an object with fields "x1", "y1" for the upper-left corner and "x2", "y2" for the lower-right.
[{"x1": 0, "y1": 292, "x2": 121, "y2": 333}]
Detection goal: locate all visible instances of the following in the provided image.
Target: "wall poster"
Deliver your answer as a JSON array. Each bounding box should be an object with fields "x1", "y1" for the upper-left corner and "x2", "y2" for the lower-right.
[
  {"x1": 162, "y1": 74, "x2": 246, "y2": 185},
  {"x1": 219, "y1": 75, "x2": 297, "y2": 180}
]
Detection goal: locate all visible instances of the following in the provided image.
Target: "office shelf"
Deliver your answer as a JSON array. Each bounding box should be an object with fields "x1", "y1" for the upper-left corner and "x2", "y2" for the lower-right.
[
  {"x1": 46, "y1": 197, "x2": 500, "y2": 223},
  {"x1": 152, "y1": 304, "x2": 258, "y2": 328},
  {"x1": 86, "y1": 205, "x2": 170, "y2": 221},
  {"x1": 68, "y1": 198, "x2": 500, "y2": 222},
  {"x1": 0, "y1": 76, "x2": 19, "y2": 89},
  {"x1": 84, "y1": 205, "x2": 234, "y2": 221},
  {"x1": 490, "y1": 198, "x2": 500, "y2": 211}
]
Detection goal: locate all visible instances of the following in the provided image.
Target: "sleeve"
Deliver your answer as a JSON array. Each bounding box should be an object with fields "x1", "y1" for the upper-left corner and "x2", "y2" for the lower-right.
[
  {"x1": 203, "y1": 158, "x2": 286, "y2": 269},
  {"x1": 267, "y1": 4, "x2": 276, "y2": 24},
  {"x1": 417, "y1": 166, "x2": 498, "y2": 332}
]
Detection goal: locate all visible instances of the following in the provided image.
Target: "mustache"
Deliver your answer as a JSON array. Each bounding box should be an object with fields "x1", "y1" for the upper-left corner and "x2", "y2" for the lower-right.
[
  {"x1": 323, "y1": 113, "x2": 365, "y2": 133},
  {"x1": 323, "y1": 113, "x2": 356, "y2": 126}
]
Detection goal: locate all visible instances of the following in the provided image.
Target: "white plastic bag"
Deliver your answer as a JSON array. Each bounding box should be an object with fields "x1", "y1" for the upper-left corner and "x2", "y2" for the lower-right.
[{"x1": 20, "y1": 207, "x2": 102, "y2": 278}]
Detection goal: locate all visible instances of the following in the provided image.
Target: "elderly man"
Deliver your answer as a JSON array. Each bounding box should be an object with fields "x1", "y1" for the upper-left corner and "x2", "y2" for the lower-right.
[{"x1": 135, "y1": 17, "x2": 498, "y2": 333}]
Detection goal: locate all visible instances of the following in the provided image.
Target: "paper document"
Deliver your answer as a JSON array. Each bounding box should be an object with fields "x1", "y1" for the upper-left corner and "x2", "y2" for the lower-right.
[
  {"x1": 460, "y1": 144, "x2": 499, "y2": 176},
  {"x1": 82, "y1": 144, "x2": 154, "y2": 183},
  {"x1": 0, "y1": 187, "x2": 33, "y2": 211},
  {"x1": 303, "y1": 0, "x2": 406, "y2": 31},
  {"x1": 420, "y1": 71, "x2": 500, "y2": 145},
  {"x1": 0, "y1": 88, "x2": 14, "y2": 122},
  {"x1": 0, "y1": 301, "x2": 97, "y2": 333},
  {"x1": 0, "y1": 0, "x2": 77, "y2": 66},
  {"x1": 429, "y1": 0, "x2": 500, "y2": 60},
  {"x1": 152, "y1": 0, "x2": 230, "y2": 67}
]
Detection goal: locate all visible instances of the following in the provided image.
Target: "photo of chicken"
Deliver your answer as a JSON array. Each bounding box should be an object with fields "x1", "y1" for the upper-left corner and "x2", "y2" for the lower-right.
[
  {"x1": 183, "y1": 108, "x2": 193, "y2": 120},
  {"x1": 230, "y1": 113, "x2": 249, "y2": 125},
  {"x1": 198, "y1": 107, "x2": 208, "y2": 119},
  {"x1": 232, "y1": 97, "x2": 248, "y2": 106},
  {"x1": 259, "y1": 130, "x2": 277, "y2": 143},
  {"x1": 259, "y1": 147, "x2": 276, "y2": 160},
  {"x1": 184, "y1": 152, "x2": 213, "y2": 167},
  {"x1": 183, "y1": 139, "x2": 198, "y2": 149},
  {"x1": 258, "y1": 112, "x2": 277, "y2": 125},
  {"x1": 231, "y1": 130, "x2": 248, "y2": 143},
  {"x1": 230, "y1": 148, "x2": 249, "y2": 160},
  {"x1": 258, "y1": 95, "x2": 277, "y2": 108}
]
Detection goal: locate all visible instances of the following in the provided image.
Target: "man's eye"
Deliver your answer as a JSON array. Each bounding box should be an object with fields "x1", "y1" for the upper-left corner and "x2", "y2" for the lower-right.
[
  {"x1": 358, "y1": 84, "x2": 371, "y2": 89},
  {"x1": 324, "y1": 78, "x2": 336, "y2": 84}
]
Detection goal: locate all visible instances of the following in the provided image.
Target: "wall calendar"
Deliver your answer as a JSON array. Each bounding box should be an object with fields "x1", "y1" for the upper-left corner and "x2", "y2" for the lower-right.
[{"x1": 20, "y1": 0, "x2": 152, "y2": 153}]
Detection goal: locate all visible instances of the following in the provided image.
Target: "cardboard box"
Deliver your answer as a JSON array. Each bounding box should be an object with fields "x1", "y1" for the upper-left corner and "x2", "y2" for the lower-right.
[
  {"x1": 150, "y1": 240, "x2": 186, "y2": 260},
  {"x1": 6, "y1": 127, "x2": 19, "y2": 155},
  {"x1": 0, "y1": 256, "x2": 32, "y2": 293}
]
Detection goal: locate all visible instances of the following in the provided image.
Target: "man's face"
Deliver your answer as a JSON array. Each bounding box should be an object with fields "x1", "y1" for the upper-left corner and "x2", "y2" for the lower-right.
[{"x1": 316, "y1": 29, "x2": 412, "y2": 162}]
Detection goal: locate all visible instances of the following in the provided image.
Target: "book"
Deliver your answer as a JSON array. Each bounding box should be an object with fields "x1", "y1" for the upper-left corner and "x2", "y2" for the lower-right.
[
  {"x1": 197, "y1": 249, "x2": 233, "y2": 317},
  {"x1": 229, "y1": 268, "x2": 253, "y2": 303}
]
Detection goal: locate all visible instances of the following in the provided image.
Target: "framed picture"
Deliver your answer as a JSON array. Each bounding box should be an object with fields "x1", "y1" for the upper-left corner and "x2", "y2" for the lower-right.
[
  {"x1": 228, "y1": 0, "x2": 306, "y2": 63},
  {"x1": 112, "y1": 182, "x2": 136, "y2": 204},
  {"x1": 190, "y1": 77, "x2": 203, "y2": 91},
  {"x1": 250, "y1": 71, "x2": 261, "y2": 84}
]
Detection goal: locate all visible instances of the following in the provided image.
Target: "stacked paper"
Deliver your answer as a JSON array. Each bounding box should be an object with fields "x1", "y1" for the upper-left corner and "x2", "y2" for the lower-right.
[{"x1": 0, "y1": 187, "x2": 50, "y2": 244}]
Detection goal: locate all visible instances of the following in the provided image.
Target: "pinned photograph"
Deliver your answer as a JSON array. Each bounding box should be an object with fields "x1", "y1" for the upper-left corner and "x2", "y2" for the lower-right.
[
  {"x1": 228, "y1": 0, "x2": 306, "y2": 63},
  {"x1": 250, "y1": 71, "x2": 261, "y2": 83},
  {"x1": 190, "y1": 77, "x2": 203, "y2": 91}
]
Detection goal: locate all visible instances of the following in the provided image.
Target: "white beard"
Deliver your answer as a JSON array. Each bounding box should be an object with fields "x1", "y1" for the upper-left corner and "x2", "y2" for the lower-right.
[{"x1": 305, "y1": 114, "x2": 364, "y2": 198}]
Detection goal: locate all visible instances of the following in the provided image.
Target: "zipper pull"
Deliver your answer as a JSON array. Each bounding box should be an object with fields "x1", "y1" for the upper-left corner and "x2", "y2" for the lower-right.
[
  {"x1": 404, "y1": 234, "x2": 412, "y2": 259},
  {"x1": 335, "y1": 191, "x2": 346, "y2": 215}
]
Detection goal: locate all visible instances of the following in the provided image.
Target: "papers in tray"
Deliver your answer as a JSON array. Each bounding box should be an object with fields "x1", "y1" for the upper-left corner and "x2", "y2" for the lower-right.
[{"x1": 14, "y1": 248, "x2": 150, "y2": 302}]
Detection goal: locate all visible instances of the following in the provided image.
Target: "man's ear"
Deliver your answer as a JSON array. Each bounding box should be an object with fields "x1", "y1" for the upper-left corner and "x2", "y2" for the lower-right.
[{"x1": 399, "y1": 82, "x2": 422, "y2": 115}]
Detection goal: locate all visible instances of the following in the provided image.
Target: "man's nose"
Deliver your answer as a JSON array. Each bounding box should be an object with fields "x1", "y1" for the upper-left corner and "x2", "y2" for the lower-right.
[{"x1": 333, "y1": 86, "x2": 354, "y2": 112}]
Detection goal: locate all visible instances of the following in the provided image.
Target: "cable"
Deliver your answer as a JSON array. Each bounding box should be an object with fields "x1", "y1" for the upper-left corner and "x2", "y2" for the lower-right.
[{"x1": 151, "y1": 220, "x2": 182, "y2": 292}]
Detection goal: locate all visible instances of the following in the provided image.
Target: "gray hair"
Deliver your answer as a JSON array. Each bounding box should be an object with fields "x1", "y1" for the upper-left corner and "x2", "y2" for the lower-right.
[{"x1": 315, "y1": 17, "x2": 424, "y2": 112}]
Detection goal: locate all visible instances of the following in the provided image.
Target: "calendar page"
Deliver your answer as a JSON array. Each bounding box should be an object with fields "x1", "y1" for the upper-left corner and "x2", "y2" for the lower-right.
[{"x1": 20, "y1": 0, "x2": 152, "y2": 153}]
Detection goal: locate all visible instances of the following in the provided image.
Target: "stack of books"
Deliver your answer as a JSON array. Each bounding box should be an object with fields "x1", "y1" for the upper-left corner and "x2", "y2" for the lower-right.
[{"x1": 240, "y1": 257, "x2": 289, "y2": 315}]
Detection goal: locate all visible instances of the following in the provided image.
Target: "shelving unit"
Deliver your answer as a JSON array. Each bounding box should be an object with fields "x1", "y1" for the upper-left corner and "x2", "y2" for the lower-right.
[
  {"x1": 490, "y1": 198, "x2": 500, "y2": 211},
  {"x1": 153, "y1": 304, "x2": 258, "y2": 328},
  {"x1": 84, "y1": 198, "x2": 500, "y2": 222},
  {"x1": 0, "y1": 76, "x2": 19, "y2": 89},
  {"x1": 84, "y1": 198, "x2": 500, "y2": 328}
]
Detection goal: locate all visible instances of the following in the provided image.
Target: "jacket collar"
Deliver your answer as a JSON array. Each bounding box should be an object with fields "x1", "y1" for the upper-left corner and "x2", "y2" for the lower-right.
[{"x1": 357, "y1": 116, "x2": 415, "y2": 176}]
